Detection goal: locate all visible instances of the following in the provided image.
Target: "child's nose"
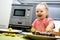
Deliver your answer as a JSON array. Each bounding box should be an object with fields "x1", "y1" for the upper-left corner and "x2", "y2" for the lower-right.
[{"x1": 38, "y1": 11, "x2": 42, "y2": 14}]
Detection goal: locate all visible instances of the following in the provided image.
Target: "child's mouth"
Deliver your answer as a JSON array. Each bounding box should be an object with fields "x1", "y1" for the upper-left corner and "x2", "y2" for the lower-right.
[{"x1": 37, "y1": 15, "x2": 42, "y2": 17}]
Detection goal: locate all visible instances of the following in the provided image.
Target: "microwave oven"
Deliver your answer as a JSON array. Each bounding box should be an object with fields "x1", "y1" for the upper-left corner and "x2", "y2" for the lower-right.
[{"x1": 9, "y1": 4, "x2": 34, "y2": 28}]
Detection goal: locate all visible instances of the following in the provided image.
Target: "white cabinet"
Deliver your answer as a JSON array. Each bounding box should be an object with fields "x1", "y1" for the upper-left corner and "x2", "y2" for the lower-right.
[{"x1": 0, "y1": 0, "x2": 13, "y2": 29}]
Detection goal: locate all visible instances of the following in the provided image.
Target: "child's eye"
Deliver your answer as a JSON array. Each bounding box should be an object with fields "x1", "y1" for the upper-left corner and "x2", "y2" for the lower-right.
[
  {"x1": 36, "y1": 11, "x2": 39, "y2": 13},
  {"x1": 36, "y1": 10, "x2": 43, "y2": 13},
  {"x1": 40, "y1": 10, "x2": 43, "y2": 12}
]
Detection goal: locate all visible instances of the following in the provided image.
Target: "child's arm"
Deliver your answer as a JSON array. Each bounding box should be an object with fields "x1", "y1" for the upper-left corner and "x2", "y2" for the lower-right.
[{"x1": 46, "y1": 22, "x2": 55, "y2": 32}]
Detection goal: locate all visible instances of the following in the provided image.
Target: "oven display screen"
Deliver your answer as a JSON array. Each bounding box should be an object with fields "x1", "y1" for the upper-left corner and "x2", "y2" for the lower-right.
[{"x1": 14, "y1": 9, "x2": 25, "y2": 16}]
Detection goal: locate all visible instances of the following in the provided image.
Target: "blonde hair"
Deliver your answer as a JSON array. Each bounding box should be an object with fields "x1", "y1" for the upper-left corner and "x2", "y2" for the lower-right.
[
  {"x1": 36, "y1": 2, "x2": 48, "y2": 18},
  {"x1": 36, "y1": 2, "x2": 48, "y2": 11}
]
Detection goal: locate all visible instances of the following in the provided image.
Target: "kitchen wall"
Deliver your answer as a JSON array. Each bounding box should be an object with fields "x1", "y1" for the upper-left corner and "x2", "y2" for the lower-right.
[
  {"x1": 54, "y1": 21, "x2": 60, "y2": 32},
  {"x1": 0, "y1": 0, "x2": 13, "y2": 28}
]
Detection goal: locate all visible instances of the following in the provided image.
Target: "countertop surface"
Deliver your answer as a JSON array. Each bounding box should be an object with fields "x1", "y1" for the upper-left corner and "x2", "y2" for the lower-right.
[{"x1": 0, "y1": 28, "x2": 22, "y2": 32}]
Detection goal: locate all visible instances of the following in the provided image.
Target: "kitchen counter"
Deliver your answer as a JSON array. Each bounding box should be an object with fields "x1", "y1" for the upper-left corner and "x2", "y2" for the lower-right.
[
  {"x1": 0, "y1": 29, "x2": 60, "y2": 40},
  {"x1": 0, "y1": 36, "x2": 27, "y2": 40},
  {"x1": 0, "y1": 29, "x2": 28, "y2": 40},
  {"x1": 0, "y1": 28, "x2": 22, "y2": 32}
]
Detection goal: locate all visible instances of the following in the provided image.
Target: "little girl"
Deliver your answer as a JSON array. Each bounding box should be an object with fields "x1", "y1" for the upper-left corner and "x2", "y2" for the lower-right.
[{"x1": 31, "y1": 2, "x2": 55, "y2": 33}]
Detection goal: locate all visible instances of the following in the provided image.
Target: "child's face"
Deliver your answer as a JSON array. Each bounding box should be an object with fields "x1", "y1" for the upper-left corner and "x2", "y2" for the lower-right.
[{"x1": 36, "y1": 5, "x2": 48, "y2": 20}]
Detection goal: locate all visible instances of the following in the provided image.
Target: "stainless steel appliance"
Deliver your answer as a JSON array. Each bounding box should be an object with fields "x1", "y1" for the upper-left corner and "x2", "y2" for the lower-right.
[{"x1": 9, "y1": 4, "x2": 35, "y2": 31}]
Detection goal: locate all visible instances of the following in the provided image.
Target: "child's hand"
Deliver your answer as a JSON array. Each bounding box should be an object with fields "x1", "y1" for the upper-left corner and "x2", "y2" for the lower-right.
[
  {"x1": 45, "y1": 27, "x2": 53, "y2": 32},
  {"x1": 31, "y1": 27, "x2": 35, "y2": 32}
]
